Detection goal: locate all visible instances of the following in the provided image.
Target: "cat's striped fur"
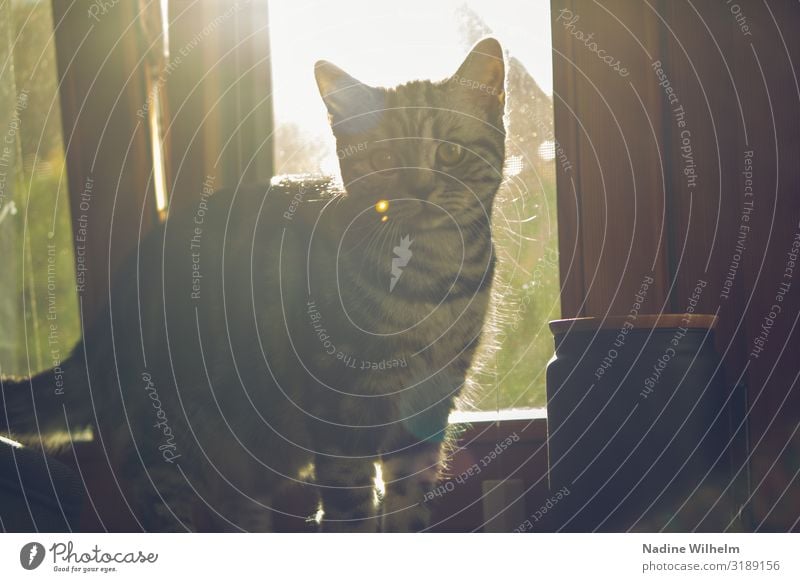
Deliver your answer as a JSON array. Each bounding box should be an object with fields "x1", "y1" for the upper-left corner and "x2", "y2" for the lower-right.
[{"x1": 0, "y1": 38, "x2": 506, "y2": 531}]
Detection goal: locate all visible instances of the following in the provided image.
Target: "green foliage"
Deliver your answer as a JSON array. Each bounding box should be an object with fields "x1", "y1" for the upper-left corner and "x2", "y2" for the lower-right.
[
  {"x1": 472, "y1": 180, "x2": 560, "y2": 411},
  {"x1": 14, "y1": 158, "x2": 80, "y2": 376},
  {"x1": 0, "y1": 1, "x2": 79, "y2": 376}
]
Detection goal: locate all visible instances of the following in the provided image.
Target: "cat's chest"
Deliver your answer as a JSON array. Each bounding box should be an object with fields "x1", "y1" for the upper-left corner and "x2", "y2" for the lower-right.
[
  {"x1": 311, "y1": 290, "x2": 488, "y2": 369},
  {"x1": 293, "y1": 229, "x2": 493, "y2": 383}
]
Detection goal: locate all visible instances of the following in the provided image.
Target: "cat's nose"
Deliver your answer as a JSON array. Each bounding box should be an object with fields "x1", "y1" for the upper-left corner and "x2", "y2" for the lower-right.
[{"x1": 408, "y1": 170, "x2": 436, "y2": 199}]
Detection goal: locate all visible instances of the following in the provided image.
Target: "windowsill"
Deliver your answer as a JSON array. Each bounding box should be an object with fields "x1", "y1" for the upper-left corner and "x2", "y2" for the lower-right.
[
  {"x1": 449, "y1": 407, "x2": 547, "y2": 425},
  {"x1": 448, "y1": 408, "x2": 548, "y2": 445}
]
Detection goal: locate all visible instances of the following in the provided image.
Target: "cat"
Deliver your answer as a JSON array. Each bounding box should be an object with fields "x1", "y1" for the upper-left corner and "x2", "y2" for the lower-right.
[{"x1": 0, "y1": 37, "x2": 506, "y2": 532}]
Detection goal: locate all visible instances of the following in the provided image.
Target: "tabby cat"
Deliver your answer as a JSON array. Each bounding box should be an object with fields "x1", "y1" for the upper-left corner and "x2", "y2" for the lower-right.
[{"x1": 1, "y1": 37, "x2": 506, "y2": 532}]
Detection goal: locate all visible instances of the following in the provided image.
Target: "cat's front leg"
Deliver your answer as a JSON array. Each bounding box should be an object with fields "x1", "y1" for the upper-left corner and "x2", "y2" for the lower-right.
[
  {"x1": 315, "y1": 453, "x2": 380, "y2": 532},
  {"x1": 380, "y1": 441, "x2": 444, "y2": 532}
]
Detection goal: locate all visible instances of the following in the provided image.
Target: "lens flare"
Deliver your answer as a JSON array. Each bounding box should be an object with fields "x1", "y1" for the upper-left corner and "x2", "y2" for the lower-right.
[{"x1": 375, "y1": 199, "x2": 389, "y2": 213}]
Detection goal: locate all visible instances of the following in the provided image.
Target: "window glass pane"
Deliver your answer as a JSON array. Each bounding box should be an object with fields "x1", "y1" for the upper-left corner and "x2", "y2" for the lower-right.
[
  {"x1": 0, "y1": 0, "x2": 79, "y2": 376},
  {"x1": 270, "y1": 1, "x2": 558, "y2": 410}
]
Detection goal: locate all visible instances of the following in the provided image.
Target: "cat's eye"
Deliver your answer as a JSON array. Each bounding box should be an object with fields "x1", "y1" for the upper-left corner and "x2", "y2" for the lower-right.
[
  {"x1": 436, "y1": 142, "x2": 465, "y2": 167},
  {"x1": 370, "y1": 149, "x2": 396, "y2": 172}
]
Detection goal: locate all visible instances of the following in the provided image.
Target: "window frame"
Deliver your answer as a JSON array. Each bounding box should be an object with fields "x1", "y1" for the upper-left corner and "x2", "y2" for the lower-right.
[{"x1": 56, "y1": 0, "x2": 800, "y2": 532}]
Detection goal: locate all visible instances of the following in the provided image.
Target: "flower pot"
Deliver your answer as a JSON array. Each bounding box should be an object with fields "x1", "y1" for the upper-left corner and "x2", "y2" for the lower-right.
[{"x1": 545, "y1": 314, "x2": 747, "y2": 531}]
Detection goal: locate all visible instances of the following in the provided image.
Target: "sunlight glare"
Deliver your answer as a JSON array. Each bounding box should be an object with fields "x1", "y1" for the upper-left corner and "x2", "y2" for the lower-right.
[
  {"x1": 269, "y1": 0, "x2": 553, "y2": 174},
  {"x1": 538, "y1": 140, "x2": 556, "y2": 161}
]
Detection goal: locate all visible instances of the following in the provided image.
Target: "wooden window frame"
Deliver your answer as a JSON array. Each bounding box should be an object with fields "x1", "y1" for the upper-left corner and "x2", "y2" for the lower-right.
[
  {"x1": 550, "y1": 0, "x2": 800, "y2": 532},
  {"x1": 51, "y1": 0, "x2": 800, "y2": 532}
]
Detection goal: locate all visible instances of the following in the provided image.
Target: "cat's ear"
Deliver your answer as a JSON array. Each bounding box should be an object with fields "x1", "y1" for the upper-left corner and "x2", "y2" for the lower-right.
[
  {"x1": 314, "y1": 61, "x2": 383, "y2": 130},
  {"x1": 450, "y1": 37, "x2": 506, "y2": 109}
]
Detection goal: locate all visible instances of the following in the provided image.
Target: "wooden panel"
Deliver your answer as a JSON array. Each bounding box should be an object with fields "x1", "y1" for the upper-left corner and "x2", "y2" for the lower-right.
[
  {"x1": 165, "y1": 0, "x2": 274, "y2": 217},
  {"x1": 659, "y1": 0, "x2": 800, "y2": 532},
  {"x1": 552, "y1": 0, "x2": 670, "y2": 317},
  {"x1": 553, "y1": 0, "x2": 800, "y2": 530},
  {"x1": 551, "y1": 0, "x2": 585, "y2": 317},
  {"x1": 52, "y1": 0, "x2": 157, "y2": 325},
  {"x1": 733, "y1": 0, "x2": 800, "y2": 531},
  {"x1": 657, "y1": 0, "x2": 754, "y2": 526},
  {"x1": 430, "y1": 419, "x2": 549, "y2": 532}
]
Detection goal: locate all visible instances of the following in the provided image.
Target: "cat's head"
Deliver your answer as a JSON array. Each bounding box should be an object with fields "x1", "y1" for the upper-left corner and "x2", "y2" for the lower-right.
[{"x1": 314, "y1": 38, "x2": 506, "y2": 231}]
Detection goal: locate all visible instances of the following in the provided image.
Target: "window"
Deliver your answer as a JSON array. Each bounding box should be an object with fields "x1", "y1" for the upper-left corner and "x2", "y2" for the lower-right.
[
  {"x1": 0, "y1": 0, "x2": 80, "y2": 376},
  {"x1": 269, "y1": 1, "x2": 559, "y2": 410}
]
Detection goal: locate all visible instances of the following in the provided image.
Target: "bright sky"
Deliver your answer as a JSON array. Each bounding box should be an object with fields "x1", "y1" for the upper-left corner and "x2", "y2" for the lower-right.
[{"x1": 269, "y1": 0, "x2": 552, "y2": 138}]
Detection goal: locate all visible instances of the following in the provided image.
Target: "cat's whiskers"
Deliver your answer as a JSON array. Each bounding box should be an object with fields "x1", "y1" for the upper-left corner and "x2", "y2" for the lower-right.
[
  {"x1": 366, "y1": 218, "x2": 397, "y2": 282},
  {"x1": 342, "y1": 222, "x2": 379, "y2": 258},
  {"x1": 359, "y1": 218, "x2": 387, "y2": 257}
]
